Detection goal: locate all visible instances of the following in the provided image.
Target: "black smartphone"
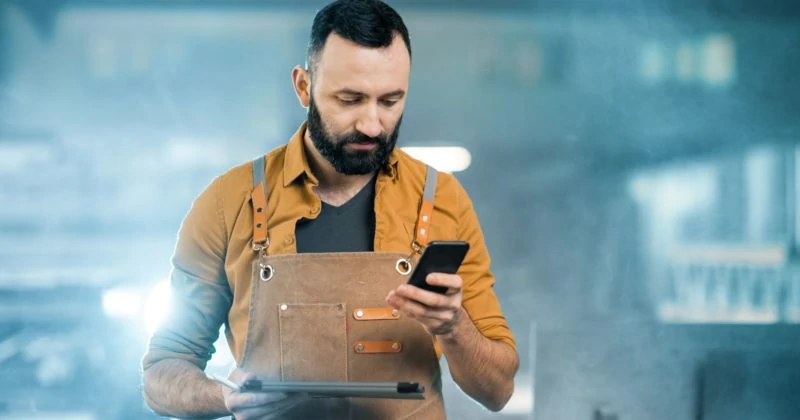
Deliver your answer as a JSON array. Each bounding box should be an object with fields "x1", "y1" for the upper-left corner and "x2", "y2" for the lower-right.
[{"x1": 407, "y1": 241, "x2": 470, "y2": 294}]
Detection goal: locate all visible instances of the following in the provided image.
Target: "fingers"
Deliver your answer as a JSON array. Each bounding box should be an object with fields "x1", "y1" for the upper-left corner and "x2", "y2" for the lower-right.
[
  {"x1": 223, "y1": 369, "x2": 311, "y2": 418},
  {"x1": 227, "y1": 391, "x2": 291, "y2": 411},
  {"x1": 386, "y1": 290, "x2": 453, "y2": 321},
  {"x1": 389, "y1": 277, "x2": 462, "y2": 309},
  {"x1": 424, "y1": 273, "x2": 463, "y2": 295},
  {"x1": 231, "y1": 392, "x2": 309, "y2": 420},
  {"x1": 392, "y1": 285, "x2": 449, "y2": 308},
  {"x1": 228, "y1": 368, "x2": 256, "y2": 384},
  {"x1": 232, "y1": 393, "x2": 310, "y2": 420}
]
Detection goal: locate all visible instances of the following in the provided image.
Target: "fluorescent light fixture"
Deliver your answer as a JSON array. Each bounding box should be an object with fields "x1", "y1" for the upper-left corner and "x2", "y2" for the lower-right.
[
  {"x1": 401, "y1": 146, "x2": 472, "y2": 173},
  {"x1": 640, "y1": 42, "x2": 666, "y2": 83},
  {"x1": 702, "y1": 34, "x2": 735, "y2": 86},
  {"x1": 102, "y1": 288, "x2": 143, "y2": 318}
]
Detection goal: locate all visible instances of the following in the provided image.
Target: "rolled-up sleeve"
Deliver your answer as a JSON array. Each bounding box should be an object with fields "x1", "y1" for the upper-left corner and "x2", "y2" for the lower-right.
[
  {"x1": 142, "y1": 177, "x2": 232, "y2": 371},
  {"x1": 455, "y1": 181, "x2": 517, "y2": 353}
]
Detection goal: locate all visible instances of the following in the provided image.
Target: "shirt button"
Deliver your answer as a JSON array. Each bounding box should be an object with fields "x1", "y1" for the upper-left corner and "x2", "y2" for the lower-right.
[
  {"x1": 284, "y1": 235, "x2": 294, "y2": 245},
  {"x1": 310, "y1": 206, "x2": 320, "y2": 215}
]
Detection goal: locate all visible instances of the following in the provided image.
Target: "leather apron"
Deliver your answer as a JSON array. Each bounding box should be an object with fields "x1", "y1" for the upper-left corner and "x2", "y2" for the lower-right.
[{"x1": 238, "y1": 155, "x2": 447, "y2": 419}]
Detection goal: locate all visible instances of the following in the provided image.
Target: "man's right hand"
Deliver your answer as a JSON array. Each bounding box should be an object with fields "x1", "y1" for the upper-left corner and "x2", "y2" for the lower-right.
[{"x1": 222, "y1": 368, "x2": 308, "y2": 420}]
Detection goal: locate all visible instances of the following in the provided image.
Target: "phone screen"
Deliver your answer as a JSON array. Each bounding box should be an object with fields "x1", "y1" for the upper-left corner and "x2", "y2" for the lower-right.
[{"x1": 407, "y1": 241, "x2": 469, "y2": 294}]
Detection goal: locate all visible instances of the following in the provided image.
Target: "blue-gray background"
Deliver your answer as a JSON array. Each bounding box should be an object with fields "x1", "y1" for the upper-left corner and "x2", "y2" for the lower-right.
[{"x1": 1, "y1": 1, "x2": 799, "y2": 419}]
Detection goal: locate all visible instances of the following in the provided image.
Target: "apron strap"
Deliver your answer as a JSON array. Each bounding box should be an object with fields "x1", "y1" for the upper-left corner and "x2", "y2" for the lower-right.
[
  {"x1": 413, "y1": 165, "x2": 438, "y2": 249},
  {"x1": 251, "y1": 155, "x2": 269, "y2": 251}
]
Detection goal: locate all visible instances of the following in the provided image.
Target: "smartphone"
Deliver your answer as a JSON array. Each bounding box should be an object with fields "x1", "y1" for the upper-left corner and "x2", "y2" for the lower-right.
[{"x1": 407, "y1": 241, "x2": 470, "y2": 294}]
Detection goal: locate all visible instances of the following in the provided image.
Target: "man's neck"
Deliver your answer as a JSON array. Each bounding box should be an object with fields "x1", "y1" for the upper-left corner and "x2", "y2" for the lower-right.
[{"x1": 304, "y1": 131, "x2": 376, "y2": 206}]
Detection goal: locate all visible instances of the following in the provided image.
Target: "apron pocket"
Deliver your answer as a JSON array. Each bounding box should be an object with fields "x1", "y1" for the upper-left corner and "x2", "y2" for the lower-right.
[{"x1": 278, "y1": 302, "x2": 347, "y2": 381}]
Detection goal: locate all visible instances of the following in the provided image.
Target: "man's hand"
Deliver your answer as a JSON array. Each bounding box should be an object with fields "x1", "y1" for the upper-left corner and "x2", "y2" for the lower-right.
[
  {"x1": 386, "y1": 273, "x2": 464, "y2": 336},
  {"x1": 222, "y1": 368, "x2": 308, "y2": 420}
]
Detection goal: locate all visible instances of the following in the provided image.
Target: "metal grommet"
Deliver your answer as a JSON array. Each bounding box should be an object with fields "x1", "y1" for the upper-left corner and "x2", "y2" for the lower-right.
[
  {"x1": 355, "y1": 310, "x2": 364, "y2": 318},
  {"x1": 391, "y1": 309, "x2": 399, "y2": 318},
  {"x1": 280, "y1": 304, "x2": 288, "y2": 311},
  {"x1": 260, "y1": 264, "x2": 274, "y2": 282},
  {"x1": 395, "y1": 258, "x2": 412, "y2": 276},
  {"x1": 356, "y1": 343, "x2": 364, "y2": 352}
]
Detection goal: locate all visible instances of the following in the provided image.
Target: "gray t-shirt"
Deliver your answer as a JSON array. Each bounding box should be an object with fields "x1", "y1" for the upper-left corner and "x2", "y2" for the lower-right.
[{"x1": 294, "y1": 175, "x2": 377, "y2": 253}]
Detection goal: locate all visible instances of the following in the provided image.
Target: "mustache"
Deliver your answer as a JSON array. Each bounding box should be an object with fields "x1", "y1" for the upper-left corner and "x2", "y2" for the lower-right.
[{"x1": 338, "y1": 131, "x2": 387, "y2": 145}]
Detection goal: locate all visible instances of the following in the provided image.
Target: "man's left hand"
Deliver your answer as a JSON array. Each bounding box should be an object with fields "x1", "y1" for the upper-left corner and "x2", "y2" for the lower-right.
[{"x1": 386, "y1": 273, "x2": 464, "y2": 336}]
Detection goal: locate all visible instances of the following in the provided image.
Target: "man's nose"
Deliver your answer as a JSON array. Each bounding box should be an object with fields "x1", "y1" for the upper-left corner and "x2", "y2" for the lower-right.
[{"x1": 356, "y1": 105, "x2": 383, "y2": 138}]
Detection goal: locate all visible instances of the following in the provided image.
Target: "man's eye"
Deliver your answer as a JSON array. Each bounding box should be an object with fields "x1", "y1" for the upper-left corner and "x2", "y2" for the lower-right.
[
  {"x1": 382, "y1": 100, "x2": 400, "y2": 107},
  {"x1": 338, "y1": 98, "x2": 360, "y2": 105}
]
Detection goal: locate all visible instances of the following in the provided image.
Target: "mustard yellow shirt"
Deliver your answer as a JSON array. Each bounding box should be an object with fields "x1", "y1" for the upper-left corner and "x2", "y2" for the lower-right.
[{"x1": 142, "y1": 123, "x2": 516, "y2": 371}]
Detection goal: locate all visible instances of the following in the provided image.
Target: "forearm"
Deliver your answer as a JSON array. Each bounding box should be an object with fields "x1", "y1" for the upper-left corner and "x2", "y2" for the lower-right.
[
  {"x1": 142, "y1": 359, "x2": 229, "y2": 419},
  {"x1": 439, "y1": 308, "x2": 519, "y2": 412}
]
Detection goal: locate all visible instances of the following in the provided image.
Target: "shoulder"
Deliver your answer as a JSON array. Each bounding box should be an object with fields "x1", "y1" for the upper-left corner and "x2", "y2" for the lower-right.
[
  {"x1": 394, "y1": 148, "x2": 467, "y2": 206},
  {"x1": 214, "y1": 144, "x2": 289, "y2": 200}
]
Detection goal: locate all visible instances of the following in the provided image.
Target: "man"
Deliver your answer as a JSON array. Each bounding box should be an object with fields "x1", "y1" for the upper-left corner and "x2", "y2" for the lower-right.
[{"x1": 141, "y1": 0, "x2": 518, "y2": 418}]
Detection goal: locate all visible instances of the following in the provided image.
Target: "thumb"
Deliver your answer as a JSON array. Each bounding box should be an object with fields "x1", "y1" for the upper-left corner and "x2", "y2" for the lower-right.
[{"x1": 228, "y1": 367, "x2": 257, "y2": 386}]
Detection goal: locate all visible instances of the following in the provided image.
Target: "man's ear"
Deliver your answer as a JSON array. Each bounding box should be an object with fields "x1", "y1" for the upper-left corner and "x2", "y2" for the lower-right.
[{"x1": 291, "y1": 66, "x2": 311, "y2": 108}]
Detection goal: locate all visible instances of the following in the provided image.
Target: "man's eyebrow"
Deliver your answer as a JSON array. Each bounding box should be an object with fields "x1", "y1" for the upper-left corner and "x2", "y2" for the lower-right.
[
  {"x1": 380, "y1": 89, "x2": 406, "y2": 99},
  {"x1": 332, "y1": 89, "x2": 406, "y2": 99},
  {"x1": 334, "y1": 89, "x2": 366, "y2": 96}
]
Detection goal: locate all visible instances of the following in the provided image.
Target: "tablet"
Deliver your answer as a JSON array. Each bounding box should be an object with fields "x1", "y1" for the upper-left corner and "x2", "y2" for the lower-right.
[{"x1": 210, "y1": 375, "x2": 426, "y2": 400}]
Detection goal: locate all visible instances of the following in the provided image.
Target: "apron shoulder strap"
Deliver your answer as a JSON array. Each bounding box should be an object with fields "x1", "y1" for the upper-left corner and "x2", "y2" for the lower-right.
[
  {"x1": 251, "y1": 155, "x2": 269, "y2": 251},
  {"x1": 252, "y1": 155, "x2": 266, "y2": 189},
  {"x1": 413, "y1": 165, "x2": 438, "y2": 249}
]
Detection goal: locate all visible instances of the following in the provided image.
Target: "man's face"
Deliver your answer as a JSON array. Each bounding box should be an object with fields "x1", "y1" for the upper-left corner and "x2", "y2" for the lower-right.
[
  {"x1": 307, "y1": 94, "x2": 402, "y2": 175},
  {"x1": 305, "y1": 32, "x2": 411, "y2": 175}
]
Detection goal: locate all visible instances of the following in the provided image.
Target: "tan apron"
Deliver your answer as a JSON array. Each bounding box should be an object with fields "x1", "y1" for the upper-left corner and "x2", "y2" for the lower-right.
[{"x1": 238, "y1": 155, "x2": 446, "y2": 419}]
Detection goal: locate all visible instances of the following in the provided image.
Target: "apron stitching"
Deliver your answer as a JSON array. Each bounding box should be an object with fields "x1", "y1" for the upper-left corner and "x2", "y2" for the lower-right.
[
  {"x1": 278, "y1": 306, "x2": 285, "y2": 380},
  {"x1": 398, "y1": 395, "x2": 439, "y2": 420},
  {"x1": 344, "y1": 308, "x2": 352, "y2": 420},
  {"x1": 240, "y1": 260, "x2": 260, "y2": 367},
  {"x1": 343, "y1": 306, "x2": 350, "y2": 382}
]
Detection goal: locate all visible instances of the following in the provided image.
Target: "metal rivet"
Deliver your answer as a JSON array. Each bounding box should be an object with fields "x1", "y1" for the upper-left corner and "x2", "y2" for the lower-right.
[
  {"x1": 391, "y1": 309, "x2": 399, "y2": 317},
  {"x1": 392, "y1": 342, "x2": 399, "y2": 350},
  {"x1": 356, "y1": 344, "x2": 364, "y2": 352},
  {"x1": 356, "y1": 310, "x2": 364, "y2": 318},
  {"x1": 422, "y1": 215, "x2": 428, "y2": 222},
  {"x1": 419, "y1": 228, "x2": 426, "y2": 236},
  {"x1": 280, "y1": 304, "x2": 288, "y2": 311}
]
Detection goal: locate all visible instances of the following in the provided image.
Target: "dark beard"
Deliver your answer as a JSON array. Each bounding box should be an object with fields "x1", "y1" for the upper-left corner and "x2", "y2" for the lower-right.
[{"x1": 307, "y1": 95, "x2": 401, "y2": 175}]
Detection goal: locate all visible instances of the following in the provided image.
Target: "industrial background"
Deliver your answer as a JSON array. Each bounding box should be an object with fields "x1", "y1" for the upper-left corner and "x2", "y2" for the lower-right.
[{"x1": 1, "y1": 0, "x2": 799, "y2": 419}]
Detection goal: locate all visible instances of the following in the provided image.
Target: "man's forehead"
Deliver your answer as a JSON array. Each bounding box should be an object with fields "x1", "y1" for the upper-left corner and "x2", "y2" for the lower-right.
[{"x1": 314, "y1": 33, "x2": 410, "y2": 93}]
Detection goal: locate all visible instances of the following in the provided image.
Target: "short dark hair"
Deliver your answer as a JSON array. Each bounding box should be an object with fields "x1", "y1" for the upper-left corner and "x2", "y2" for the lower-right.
[{"x1": 307, "y1": 0, "x2": 411, "y2": 74}]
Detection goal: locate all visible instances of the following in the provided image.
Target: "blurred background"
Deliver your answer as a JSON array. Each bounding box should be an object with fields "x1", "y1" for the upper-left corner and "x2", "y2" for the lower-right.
[{"x1": 1, "y1": 0, "x2": 800, "y2": 419}]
